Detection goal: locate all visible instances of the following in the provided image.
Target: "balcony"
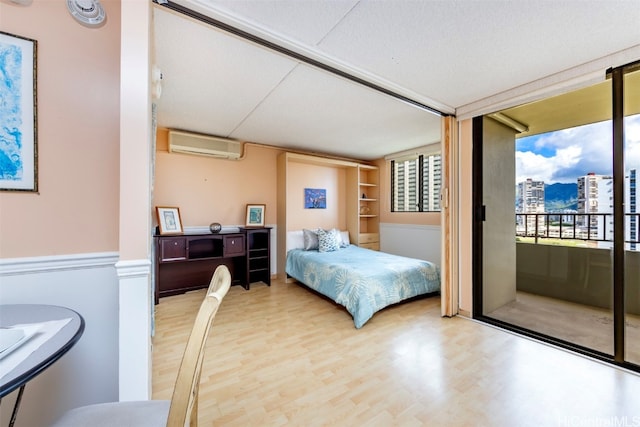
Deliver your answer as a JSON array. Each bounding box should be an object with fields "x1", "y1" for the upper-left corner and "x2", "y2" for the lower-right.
[{"x1": 485, "y1": 213, "x2": 640, "y2": 362}]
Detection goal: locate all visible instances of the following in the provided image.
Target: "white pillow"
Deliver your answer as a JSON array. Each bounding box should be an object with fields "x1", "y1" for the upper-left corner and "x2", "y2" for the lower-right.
[
  {"x1": 340, "y1": 231, "x2": 350, "y2": 247},
  {"x1": 286, "y1": 230, "x2": 304, "y2": 251}
]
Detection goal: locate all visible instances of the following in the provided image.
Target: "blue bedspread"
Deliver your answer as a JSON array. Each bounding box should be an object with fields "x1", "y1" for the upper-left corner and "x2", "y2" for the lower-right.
[{"x1": 285, "y1": 245, "x2": 440, "y2": 328}]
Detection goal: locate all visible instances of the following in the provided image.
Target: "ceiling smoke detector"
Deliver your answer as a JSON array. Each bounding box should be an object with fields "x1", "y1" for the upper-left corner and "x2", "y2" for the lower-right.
[{"x1": 67, "y1": 0, "x2": 106, "y2": 27}]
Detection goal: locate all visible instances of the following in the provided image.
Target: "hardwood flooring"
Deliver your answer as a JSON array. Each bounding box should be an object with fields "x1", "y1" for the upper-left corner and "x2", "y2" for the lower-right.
[{"x1": 153, "y1": 279, "x2": 640, "y2": 426}]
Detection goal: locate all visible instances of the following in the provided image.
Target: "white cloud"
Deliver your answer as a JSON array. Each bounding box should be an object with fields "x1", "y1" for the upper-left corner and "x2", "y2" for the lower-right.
[
  {"x1": 516, "y1": 114, "x2": 640, "y2": 183},
  {"x1": 516, "y1": 145, "x2": 582, "y2": 184},
  {"x1": 626, "y1": 116, "x2": 640, "y2": 173}
]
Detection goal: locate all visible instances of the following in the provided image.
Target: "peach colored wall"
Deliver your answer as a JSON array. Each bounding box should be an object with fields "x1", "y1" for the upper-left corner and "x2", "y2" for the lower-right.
[
  {"x1": 286, "y1": 162, "x2": 346, "y2": 231},
  {"x1": 0, "y1": 0, "x2": 121, "y2": 258},
  {"x1": 119, "y1": 0, "x2": 152, "y2": 262},
  {"x1": 154, "y1": 128, "x2": 282, "y2": 227},
  {"x1": 374, "y1": 158, "x2": 440, "y2": 226}
]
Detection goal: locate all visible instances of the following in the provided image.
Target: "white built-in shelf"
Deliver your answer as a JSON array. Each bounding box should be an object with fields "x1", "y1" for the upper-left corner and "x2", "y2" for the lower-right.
[
  {"x1": 359, "y1": 182, "x2": 377, "y2": 187},
  {"x1": 359, "y1": 215, "x2": 378, "y2": 218},
  {"x1": 360, "y1": 198, "x2": 377, "y2": 202}
]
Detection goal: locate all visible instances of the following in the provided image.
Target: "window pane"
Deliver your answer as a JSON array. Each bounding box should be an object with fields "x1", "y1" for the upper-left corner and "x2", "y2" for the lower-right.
[
  {"x1": 391, "y1": 154, "x2": 441, "y2": 212},
  {"x1": 393, "y1": 158, "x2": 418, "y2": 211},
  {"x1": 423, "y1": 154, "x2": 442, "y2": 211}
]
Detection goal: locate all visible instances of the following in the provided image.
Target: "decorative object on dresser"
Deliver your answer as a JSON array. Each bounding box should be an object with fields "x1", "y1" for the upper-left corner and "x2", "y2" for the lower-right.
[
  {"x1": 245, "y1": 204, "x2": 265, "y2": 227},
  {"x1": 209, "y1": 222, "x2": 222, "y2": 233},
  {"x1": 156, "y1": 206, "x2": 183, "y2": 235}
]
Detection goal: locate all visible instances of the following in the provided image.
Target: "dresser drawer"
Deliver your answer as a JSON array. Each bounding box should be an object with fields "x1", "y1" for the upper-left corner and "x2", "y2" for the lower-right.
[
  {"x1": 159, "y1": 237, "x2": 186, "y2": 261},
  {"x1": 223, "y1": 235, "x2": 245, "y2": 257},
  {"x1": 359, "y1": 242, "x2": 380, "y2": 251},
  {"x1": 359, "y1": 233, "x2": 379, "y2": 244}
]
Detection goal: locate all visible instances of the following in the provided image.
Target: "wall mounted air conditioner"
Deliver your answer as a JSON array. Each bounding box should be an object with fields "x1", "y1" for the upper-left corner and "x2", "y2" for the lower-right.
[{"x1": 168, "y1": 130, "x2": 242, "y2": 159}]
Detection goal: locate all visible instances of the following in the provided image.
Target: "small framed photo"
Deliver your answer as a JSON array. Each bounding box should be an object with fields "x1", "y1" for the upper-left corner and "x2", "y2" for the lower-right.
[
  {"x1": 245, "y1": 204, "x2": 265, "y2": 227},
  {"x1": 156, "y1": 206, "x2": 183, "y2": 235}
]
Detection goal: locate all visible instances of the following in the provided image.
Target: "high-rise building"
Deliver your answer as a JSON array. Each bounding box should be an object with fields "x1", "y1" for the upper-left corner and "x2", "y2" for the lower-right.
[
  {"x1": 627, "y1": 169, "x2": 638, "y2": 251},
  {"x1": 516, "y1": 179, "x2": 545, "y2": 213},
  {"x1": 577, "y1": 173, "x2": 613, "y2": 246},
  {"x1": 516, "y1": 179, "x2": 545, "y2": 230},
  {"x1": 393, "y1": 158, "x2": 418, "y2": 211},
  {"x1": 392, "y1": 154, "x2": 441, "y2": 212},
  {"x1": 423, "y1": 154, "x2": 441, "y2": 211}
]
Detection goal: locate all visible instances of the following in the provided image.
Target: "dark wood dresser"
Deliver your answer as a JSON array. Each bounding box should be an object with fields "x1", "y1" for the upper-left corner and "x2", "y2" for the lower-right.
[{"x1": 154, "y1": 227, "x2": 271, "y2": 303}]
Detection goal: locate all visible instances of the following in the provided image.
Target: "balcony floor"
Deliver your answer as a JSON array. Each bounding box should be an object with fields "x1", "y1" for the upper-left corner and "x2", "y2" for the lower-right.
[{"x1": 488, "y1": 291, "x2": 640, "y2": 365}]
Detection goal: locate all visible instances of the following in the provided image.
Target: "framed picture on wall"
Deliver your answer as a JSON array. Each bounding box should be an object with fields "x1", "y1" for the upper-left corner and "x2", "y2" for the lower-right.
[
  {"x1": 245, "y1": 204, "x2": 265, "y2": 227},
  {"x1": 304, "y1": 188, "x2": 326, "y2": 209},
  {"x1": 156, "y1": 206, "x2": 183, "y2": 235},
  {"x1": 0, "y1": 31, "x2": 38, "y2": 192}
]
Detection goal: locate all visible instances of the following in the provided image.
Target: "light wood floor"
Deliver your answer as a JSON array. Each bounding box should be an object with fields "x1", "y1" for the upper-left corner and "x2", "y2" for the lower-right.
[{"x1": 153, "y1": 279, "x2": 640, "y2": 426}]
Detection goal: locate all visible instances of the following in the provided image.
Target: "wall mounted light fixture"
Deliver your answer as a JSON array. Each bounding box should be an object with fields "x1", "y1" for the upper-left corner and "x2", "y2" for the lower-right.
[{"x1": 67, "y1": 0, "x2": 106, "y2": 28}]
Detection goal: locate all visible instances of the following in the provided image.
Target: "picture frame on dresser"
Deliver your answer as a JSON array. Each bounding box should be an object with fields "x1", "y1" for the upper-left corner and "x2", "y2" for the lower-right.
[
  {"x1": 245, "y1": 204, "x2": 265, "y2": 227},
  {"x1": 156, "y1": 206, "x2": 183, "y2": 235}
]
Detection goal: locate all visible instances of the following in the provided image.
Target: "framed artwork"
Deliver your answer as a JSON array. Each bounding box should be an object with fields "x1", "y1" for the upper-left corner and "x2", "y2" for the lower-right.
[
  {"x1": 156, "y1": 206, "x2": 183, "y2": 235},
  {"x1": 245, "y1": 204, "x2": 265, "y2": 227},
  {"x1": 304, "y1": 188, "x2": 326, "y2": 209},
  {"x1": 0, "y1": 31, "x2": 38, "y2": 192}
]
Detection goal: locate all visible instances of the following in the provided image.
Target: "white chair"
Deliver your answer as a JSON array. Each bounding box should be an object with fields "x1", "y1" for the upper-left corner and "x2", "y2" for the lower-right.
[{"x1": 50, "y1": 265, "x2": 232, "y2": 427}]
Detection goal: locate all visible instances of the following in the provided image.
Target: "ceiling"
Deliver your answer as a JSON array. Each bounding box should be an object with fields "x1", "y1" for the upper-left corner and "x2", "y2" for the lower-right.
[
  {"x1": 152, "y1": 0, "x2": 640, "y2": 160},
  {"x1": 502, "y1": 67, "x2": 640, "y2": 138}
]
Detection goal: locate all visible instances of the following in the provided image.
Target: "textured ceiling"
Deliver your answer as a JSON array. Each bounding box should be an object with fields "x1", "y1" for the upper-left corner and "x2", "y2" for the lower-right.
[{"x1": 153, "y1": 0, "x2": 640, "y2": 160}]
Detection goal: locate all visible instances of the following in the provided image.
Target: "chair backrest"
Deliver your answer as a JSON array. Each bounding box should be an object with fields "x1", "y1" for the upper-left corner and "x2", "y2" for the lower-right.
[{"x1": 166, "y1": 265, "x2": 231, "y2": 427}]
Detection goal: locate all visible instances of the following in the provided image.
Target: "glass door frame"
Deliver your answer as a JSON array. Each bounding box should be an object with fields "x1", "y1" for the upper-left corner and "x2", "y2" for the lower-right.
[{"x1": 472, "y1": 60, "x2": 639, "y2": 372}]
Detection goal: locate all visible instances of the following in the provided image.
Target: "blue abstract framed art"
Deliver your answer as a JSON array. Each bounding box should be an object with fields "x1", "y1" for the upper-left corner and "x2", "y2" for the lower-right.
[
  {"x1": 304, "y1": 188, "x2": 326, "y2": 209},
  {"x1": 0, "y1": 31, "x2": 38, "y2": 192}
]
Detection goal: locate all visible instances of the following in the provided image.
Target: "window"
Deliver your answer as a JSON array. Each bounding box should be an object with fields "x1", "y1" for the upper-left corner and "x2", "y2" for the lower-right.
[{"x1": 391, "y1": 153, "x2": 441, "y2": 212}]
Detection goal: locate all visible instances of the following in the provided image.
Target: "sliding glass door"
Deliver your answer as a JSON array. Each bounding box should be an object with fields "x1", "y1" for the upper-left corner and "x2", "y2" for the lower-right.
[
  {"x1": 624, "y1": 67, "x2": 639, "y2": 365},
  {"x1": 474, "y1": 61, "x2": 639, "y2": 370}
]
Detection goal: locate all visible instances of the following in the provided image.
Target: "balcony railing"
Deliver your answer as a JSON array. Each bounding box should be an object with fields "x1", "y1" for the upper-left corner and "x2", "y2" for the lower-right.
[{"x1": 515, "y1": 213, "x2": 639, "y2": 245}]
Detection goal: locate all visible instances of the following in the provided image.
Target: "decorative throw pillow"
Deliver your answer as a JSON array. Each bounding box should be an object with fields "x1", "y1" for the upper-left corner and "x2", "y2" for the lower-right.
[
  {"x1": 317, "y1": 228, "x2": 340, "y2": 252},
  {"x1": 303, "y1": 228, "x2": 319, "y2": 250}
]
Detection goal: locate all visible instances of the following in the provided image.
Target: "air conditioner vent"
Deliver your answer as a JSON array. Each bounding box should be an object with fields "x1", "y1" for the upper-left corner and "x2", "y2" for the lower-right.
[{"x1": 168, "y1": 130, "x2": 242, "y2": 159}]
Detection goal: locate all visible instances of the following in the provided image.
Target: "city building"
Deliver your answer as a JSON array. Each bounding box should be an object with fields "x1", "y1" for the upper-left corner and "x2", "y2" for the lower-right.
[
  {"x1": 516, "y1": 178, "x2": 545, "y2": 230},
  {"x1": 577, "y1": 173, "x2": 613, "y2": 247},
  {"x1": 423, "y1": 154, "x2": 442, "y2": 211},
  {"x1": 628, "y1": 169, "x2": 638, "y2": 251}
]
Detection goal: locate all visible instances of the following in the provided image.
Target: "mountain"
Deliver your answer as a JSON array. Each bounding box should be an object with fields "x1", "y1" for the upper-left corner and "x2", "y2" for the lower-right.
[{"x1": 545, "y1": 183, "x2": 578, "y2": 211}]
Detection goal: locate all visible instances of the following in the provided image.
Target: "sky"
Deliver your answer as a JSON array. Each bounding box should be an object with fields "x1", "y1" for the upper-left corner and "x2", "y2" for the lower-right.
[{"x1": 515, "y1": 114, "x2": 640, "y2": 184}]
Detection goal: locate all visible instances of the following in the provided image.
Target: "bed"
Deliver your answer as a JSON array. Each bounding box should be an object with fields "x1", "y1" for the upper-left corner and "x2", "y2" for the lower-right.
[{"x1": 285, "y1": 230, "x2": 440, "y2": 328}]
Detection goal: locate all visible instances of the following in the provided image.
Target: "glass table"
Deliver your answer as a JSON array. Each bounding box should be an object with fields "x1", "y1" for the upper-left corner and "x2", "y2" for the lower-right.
[{"x1": 0, "y1": 305, "x2": 84, "y2": 427}]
